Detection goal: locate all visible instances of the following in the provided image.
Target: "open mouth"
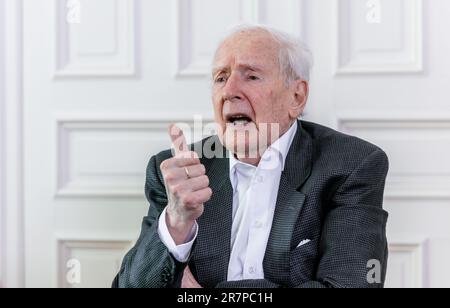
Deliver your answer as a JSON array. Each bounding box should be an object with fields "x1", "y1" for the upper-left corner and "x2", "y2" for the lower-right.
[{"x1": 226, "y1": 114, "x2": 253, "y2": 126}]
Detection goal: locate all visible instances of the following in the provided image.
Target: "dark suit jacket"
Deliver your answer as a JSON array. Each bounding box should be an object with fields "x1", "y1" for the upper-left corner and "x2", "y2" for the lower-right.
[{"x1": 113, "y1": 120, "x2": 389, "y2": 288}]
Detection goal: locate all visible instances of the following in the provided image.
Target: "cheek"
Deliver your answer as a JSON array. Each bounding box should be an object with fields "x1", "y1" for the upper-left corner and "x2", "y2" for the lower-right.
[
  {"x1": 250, "y1": 89, "x2": 283, "y2": 122},
  {"x1": 211, "y1": 93, "x2": 226, "y2": 136},
  {"x1": 212, "y1": 93, "x2": 222, "y2": 115}
]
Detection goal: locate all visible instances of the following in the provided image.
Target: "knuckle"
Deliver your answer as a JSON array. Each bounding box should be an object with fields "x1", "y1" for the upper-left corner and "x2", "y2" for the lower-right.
[
  {"x1": 160, "y1": 160, "x2": 169, "y2": 171},
  {"x1": 164, "y1": 172, "x2": 175, "y2": 183},
  {"x1": 181, "y1": 195, "x2": 193, "y2": 207},
  {"x1": 207, "y1": 187, "x2": 213, "y2": 196},
  {"x1": 202, "y1": 175, "x2": 210, "y2": 186},
  {"x1": 175, "y1": 153, "x2": 186, "y2": 161},
  {"x1": 205, "y1": 188, "x2": 213, "y2": 200},
  {"x1": 190, "y1": 151, "x2": 199, "y2": 159},
  {"x1": 186, "y1": 203, "x2": 198, "y2": 210},
  {"x1": 190, "y1": 154, "x2": 200, "y2": 164}
]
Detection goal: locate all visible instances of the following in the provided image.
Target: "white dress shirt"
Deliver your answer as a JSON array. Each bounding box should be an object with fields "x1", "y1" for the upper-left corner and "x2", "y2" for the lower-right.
[{"x1": 158, "y1": 121, "x2": 298, "y2": 280}]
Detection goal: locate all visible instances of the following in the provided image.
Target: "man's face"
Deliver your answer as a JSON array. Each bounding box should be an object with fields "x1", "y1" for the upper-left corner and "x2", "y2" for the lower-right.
[{"x1": 212, "y1": 30, "x2": 304, "y2": 160}]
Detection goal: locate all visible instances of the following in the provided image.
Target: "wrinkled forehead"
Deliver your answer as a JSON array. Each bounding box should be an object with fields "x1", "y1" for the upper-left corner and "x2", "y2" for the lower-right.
[{"x1": 213, "y1": 30, "x2": 280, "y2": 71}]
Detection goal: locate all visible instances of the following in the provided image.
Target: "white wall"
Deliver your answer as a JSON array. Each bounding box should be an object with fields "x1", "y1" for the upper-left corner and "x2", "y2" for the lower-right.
[
  {"x1": 2, "y1": 0, "x2": 450, "y2": 288},
  {"x1": 331, "y1": 0, "x2": 450, "y2": 288},
  {"x1": 0, "y1": 0, "x2": 6, "y2": 288},
  {"x1": 1, "y1": 0, "x2": 24, "y2": 288}
]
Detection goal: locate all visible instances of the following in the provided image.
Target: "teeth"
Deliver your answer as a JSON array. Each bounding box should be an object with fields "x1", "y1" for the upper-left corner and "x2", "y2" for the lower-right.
[
  {"x1": 229, "y1": 115, "x2": 249, "y2": 120},
  {"x1": 232, "y1": 119, "x2": 249, "y2": 126}
]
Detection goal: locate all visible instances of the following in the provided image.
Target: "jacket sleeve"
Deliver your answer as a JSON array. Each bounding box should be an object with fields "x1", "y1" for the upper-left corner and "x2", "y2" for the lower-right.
[
  {"x1": 313, "y1": 148, "x2": 389, "y2": 288},
  {"x1": 216, "y1": 149, "x2": 390, "y2": 289},
  {"x1": 113, "y1": 154, "x2": 190, "y2": 288}
]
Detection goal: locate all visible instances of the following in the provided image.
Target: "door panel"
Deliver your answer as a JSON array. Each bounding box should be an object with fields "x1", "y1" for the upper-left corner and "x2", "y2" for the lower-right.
[{"x1": 19, "y1": 0, "x2": 450, "y2": 287}]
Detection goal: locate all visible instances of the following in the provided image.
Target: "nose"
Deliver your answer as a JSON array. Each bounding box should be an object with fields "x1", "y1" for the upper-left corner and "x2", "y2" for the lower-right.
[{"x1": 222, "y1": 72, "x2": 243, "y2": 102}]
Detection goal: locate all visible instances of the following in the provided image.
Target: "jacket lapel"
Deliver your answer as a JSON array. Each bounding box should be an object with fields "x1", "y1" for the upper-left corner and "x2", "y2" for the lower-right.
[{"x1": 263, "y1": 120, "x2": 313, "y2": 285}]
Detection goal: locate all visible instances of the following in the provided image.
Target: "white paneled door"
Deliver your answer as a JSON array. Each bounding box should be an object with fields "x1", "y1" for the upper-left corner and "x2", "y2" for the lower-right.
[{"x1": 14, "y1": 0, "x2": 450, "y2": 287}]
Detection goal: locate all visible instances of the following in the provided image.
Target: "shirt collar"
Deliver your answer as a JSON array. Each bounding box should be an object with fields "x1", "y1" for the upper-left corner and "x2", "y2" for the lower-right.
[{"x1": 229, "y1": 120, "x2": 298, "y2": 173}]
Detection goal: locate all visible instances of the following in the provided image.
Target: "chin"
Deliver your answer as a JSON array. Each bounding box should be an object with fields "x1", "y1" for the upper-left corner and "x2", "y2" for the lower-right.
[
  {"x1": 220, "y1": 121, "x2": 272, "y2": 157},
  {"x1": 223, "y1": 136, "x2": 260, "y2": 160}
]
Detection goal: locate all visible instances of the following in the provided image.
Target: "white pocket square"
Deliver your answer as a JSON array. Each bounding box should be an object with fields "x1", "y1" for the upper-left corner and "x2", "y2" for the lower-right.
[{"x1": 297, "y1": 239, "x2": 311, "y2": 248}]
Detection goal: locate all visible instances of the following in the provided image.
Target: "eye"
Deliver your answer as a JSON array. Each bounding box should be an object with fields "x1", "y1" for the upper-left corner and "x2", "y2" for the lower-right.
[
  {"x1": 214, "y1": 76, "x2": 227, "y2": 84},
  {"x1": 248, "y1": 75, "x2": 260, "y2": 81}
]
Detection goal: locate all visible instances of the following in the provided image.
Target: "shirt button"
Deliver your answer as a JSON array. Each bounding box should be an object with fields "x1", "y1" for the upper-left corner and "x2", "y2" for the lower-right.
[
  {"x1": 254, "y1": 221, "x2": 263, "y2": 228},
  {"x1": 256, "y1": 176, "x2": 264, "y2": 183},
  {"x1": 248, "y1": 267, "x2": 255, "y2": 274}
]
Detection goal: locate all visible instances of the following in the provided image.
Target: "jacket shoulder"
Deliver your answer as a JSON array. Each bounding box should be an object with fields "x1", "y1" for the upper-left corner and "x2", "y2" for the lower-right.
[{"x1": 300, "y1": 120, "x2": 388, "y2": 170}]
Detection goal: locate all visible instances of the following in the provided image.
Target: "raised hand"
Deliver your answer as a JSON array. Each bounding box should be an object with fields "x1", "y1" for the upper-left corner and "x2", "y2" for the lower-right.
[{"x1": 160, "y1": 125, "x2": 212, "y2": 245}]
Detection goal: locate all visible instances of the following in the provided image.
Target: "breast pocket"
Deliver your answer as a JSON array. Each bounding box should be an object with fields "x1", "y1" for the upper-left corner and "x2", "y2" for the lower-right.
[{"x1": 289, "y1": 237, "x2": 320, "y2": 286}]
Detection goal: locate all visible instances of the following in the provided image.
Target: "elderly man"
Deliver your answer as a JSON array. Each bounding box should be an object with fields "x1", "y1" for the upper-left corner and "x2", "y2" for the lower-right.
[{"x1": 113, "y1": 25, "x2": 389, "y2": 288}]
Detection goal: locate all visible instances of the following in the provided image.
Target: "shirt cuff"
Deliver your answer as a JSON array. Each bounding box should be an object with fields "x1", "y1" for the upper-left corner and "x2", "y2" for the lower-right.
[{"x1": 157, "y1": 207, "x2": 198, "y2": 263}]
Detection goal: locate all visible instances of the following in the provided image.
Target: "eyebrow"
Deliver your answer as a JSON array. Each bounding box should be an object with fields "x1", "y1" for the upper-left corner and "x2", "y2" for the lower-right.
[{"x1": 212, "y1": 64, "x2": 264, "y2": 77}]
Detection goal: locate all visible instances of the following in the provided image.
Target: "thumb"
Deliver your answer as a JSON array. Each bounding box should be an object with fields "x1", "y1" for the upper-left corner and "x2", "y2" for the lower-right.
[{"x1": 169, "y1": 124, "x2": 188, "y2": 155}]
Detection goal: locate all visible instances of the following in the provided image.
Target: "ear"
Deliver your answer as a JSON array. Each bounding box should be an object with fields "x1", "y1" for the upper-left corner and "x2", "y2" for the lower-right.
[{"x1": 288, "y1": 80, "x2": 309, "y2": 119}]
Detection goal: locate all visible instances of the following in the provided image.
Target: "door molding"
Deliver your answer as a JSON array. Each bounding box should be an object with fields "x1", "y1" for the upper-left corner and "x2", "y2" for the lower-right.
[
  {"x1": 0, "y1": 0, "x2": 6, "y2": 288},
  {"x1": 0, "y1": 0, "x2": 25, "y2": 288}
]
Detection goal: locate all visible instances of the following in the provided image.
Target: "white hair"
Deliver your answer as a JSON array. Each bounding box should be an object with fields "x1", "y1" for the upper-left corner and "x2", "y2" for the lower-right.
[{"x1": 214, "y1": 24, "x2": 313, "y2": 84}]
